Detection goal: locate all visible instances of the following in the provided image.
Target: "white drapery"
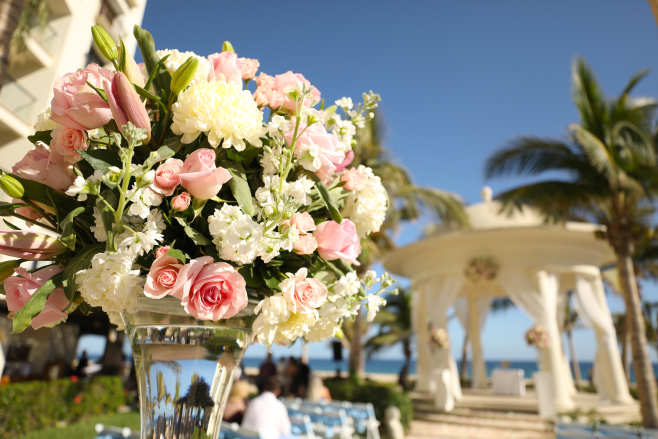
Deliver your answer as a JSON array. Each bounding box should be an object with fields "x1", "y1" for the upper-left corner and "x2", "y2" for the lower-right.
[
  {"x1": 497, "y1": 269, "x2": 574, "y2": 410},
  {"x1": 425, "y1": 276, "x2": 465, "y2": 400},
  {"x1": 412, "y1": 281, "x2": 432, "y2": 392},
  {"x1": 454, "y1": 295, "x2": 491, "y2": 389},
  {"x1": 556, "y1": 287, "x2": 577, "y2": 396},
  {"x1": 572, "y1": 272, "x2": 632, "y2": 403}
]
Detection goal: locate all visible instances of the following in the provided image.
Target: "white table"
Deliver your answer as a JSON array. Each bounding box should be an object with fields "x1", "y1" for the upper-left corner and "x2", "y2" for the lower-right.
[{"x1": 491, "y1": 368, "x2": 526, "y2": 396}]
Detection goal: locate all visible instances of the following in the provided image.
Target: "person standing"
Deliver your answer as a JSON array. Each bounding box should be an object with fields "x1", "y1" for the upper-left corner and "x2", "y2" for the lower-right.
[
  {"x1": 257, "y1": 352, "x2": 277, "y2": 392},
  {"x1": 242, "y1": 377, "x2": 291, "y2": 439}
]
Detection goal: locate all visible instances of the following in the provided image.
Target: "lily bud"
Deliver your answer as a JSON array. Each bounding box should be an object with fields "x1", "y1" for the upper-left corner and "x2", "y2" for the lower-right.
[
  {"x1": 0, "y1": 175, "x2": 24, "y2": 199},
  {"x1": 91, "y1": 26, "x2": 118, "y2": 61},
  {"x1": 0, "y1": 231, "x2": 68, "y2": 260},
  {"x1": 104, "y1": 72, "x2": 152, "y2": 143},
  {"x1": 117, "y1": 44, "x2": 146, "y2": 88},
  {"x1": 222, "y1": 41, "x2": 235, "y2": 52},
  {"x1": 170, "y1": 56, "x2": 199, "y2": 95},
  {"x1": 0, "y1": 259, "x2": 21, "y2": 284}
]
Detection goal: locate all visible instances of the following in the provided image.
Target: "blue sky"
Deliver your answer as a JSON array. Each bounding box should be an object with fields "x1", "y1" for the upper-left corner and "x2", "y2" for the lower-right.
[{"x1": 79, "y1": 1, "x2": 658, "y2": 363}]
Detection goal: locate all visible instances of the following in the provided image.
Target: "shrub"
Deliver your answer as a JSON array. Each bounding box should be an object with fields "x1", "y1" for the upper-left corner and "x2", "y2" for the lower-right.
[
  {"x1": 0, "y1": 376, "x2": 125, "y2": 438},
  {"x1": 324, "y1": 377, "x2": 413, "y2": 432}
]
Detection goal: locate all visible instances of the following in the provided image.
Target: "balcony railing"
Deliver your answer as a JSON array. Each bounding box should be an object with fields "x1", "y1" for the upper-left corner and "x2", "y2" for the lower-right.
[
  {"x1": 30, "y1": 23, "x2": 57, "y2": 52},
  {"x1": 0, "y1": 75, "x2": 36, "y2": 122}
]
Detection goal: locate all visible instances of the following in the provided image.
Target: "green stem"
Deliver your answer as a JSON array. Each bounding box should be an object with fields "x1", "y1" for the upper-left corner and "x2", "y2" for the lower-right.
[
  {"x1": 21, "y1": 199, "x2": 57, "y2": 227},
  {"x1": 4, "y1": 211, "x2": 58, "y2": 233}
]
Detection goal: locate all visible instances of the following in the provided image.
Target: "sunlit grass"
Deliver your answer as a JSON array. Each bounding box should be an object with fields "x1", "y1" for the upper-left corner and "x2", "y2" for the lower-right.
[{"x1": 17, "y1": 412, "x2": 140, "y2": 439}]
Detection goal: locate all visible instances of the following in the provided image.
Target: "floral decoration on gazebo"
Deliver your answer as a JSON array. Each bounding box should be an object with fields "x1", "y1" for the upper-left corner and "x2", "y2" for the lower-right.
[
  {"x1": 430, "y1": 327, "x2": 450, "y2": 349},
  {"x1": 525, "y1": 325, "x2": 549, "y2": 349},
  {"x1": 464, "y1": 257, "x2": 499, "y2": 283}
]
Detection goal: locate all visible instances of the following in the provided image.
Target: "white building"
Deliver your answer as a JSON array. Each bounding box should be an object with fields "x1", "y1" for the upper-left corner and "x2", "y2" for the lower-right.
[{"x1": 0, "y1": 0, "x2": 147, "y2": 171}]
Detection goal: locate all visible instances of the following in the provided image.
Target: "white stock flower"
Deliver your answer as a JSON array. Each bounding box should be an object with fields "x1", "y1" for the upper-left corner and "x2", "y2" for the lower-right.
[
  {"x1": 260, "y1": 145, "x2": 289, "y2": 176},
  {"x1": 295, "y1": 143, "x2": 321, "y2": 172},
  {"x1": 208, "y1": 204, "x2": 267, "y2": 264},
  {"x1": 305, "y1": 317, "x2": 339, "y2": 342},
  {"x1": 126, "y1": 186, "x2": 162, "y2": 219},
  {"x1": 335, "y1": 97, "x2": 353, "y2": 110},
  {"x1": 332, "y1": 272, "x2": 361, "y2": 297},
  {"x1": 341, "y1": 165, "x2": 388, "y2": 237},
  {"x1": 366, "y1": 294, "x2": 386, "y2": 322},
  {"x1": 268, "y1": 115, "x2": 292, "y2": 135},
  {"x1": 116, "y1": 209, "x2": 166, "y2": 258},
  {"x1": 34, "y1": 107, "x2": 59, "y2": 132},
  {"x1": 156, "y1": 49, "x2": 211, "y2": 84},
  {"x1": 171, "y1": 80, "x2": 267, "y2": 151},
  {"x1": 65, "y1": 176, "x2": 87, "y2": 200},
  {"x1": 321, "y1": 297, "x2": 359, "y2": 321},
  {"x1": 91, "y1": 207, "x2": 108, "y2": 242},
  {"x1": 331, "y1": 119, "x2": 356, "y2": 152},
  {"x1": 76, "y1": 250, "x2": 142, "y2": 314}
]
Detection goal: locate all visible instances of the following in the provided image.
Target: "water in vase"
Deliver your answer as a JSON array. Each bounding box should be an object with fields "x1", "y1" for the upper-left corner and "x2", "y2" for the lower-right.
[{"x1": 129, "y1": 325, "x2": 250, "y2": 439}]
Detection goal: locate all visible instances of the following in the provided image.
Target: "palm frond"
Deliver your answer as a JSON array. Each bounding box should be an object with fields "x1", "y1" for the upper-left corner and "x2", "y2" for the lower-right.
[
  {"x1": 571, "y1": 56, "x2": 607, "y2": 140},
  {"x1": 392, "y1": 186, "x2": 469, "y2": 227}
]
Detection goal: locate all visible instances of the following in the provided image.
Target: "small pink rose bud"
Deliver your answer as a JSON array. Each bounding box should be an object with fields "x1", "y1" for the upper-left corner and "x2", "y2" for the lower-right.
[
  {"x1": 0, "y1": 230, "x2": 68, "y2": 260},
  {"x1": 104, "y1": 72, "x2": 151, "y2": 142},
  {"x1": 171, "y1": 192, "x2": 191, "y2": 211},
  {"x1": 155, "y1": 246, "x2": 170, "y2": 259},
  {"x1": 340, "y1": 168, "x2": 364, "y2": 191}
]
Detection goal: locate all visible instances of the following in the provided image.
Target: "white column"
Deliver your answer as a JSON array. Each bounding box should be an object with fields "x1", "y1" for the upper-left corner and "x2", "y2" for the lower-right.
[
  {"x1": 468, "y1": 295, "x2": 486, "y2": 389},
  {"x1": 412, "y1": 281, "x2": 432, "y2": 392}
]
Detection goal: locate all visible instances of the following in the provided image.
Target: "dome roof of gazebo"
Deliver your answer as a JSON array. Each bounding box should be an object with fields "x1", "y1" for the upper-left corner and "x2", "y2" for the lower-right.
[{"x1": 382, "y1": 187, "x2": 614, "y2": 282}]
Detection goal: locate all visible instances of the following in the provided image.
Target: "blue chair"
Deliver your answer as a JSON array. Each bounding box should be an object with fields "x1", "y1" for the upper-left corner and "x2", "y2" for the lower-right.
[
  {"x1": 290, "y1": 414, "x2": 316, "y2": 439},
  {"x1": 554, "y1": 427, "x2": 597, "y2": 439},
  {"x1": 297, "y1": 406, "x2": 352, "y2": 439},
  {"x1": 93, "y1": 424, "x2": 138, "y2": 439},
  {"x1": 218, "y1": 422, "x2": 262, "y2": 439},
  {"x1": 598, "y1": 424, "x2": 643, "y2": 438}
]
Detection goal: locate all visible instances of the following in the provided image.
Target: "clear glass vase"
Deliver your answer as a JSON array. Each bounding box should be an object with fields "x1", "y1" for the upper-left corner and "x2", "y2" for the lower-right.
[{"x1": 121, "y1": 293, "x2": 257, "y2": 439}]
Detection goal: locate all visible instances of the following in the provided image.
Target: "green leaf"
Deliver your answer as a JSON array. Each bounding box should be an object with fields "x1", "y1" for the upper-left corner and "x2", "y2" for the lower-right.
[
  {"x1": 59, "y1": 207, "x2": 85, "y2": 250},
  {"x1": 144, "y1": 54, "x2": 170, "y2": 92},
  {"x1": 260, "y1": 266, "x2": 283, "y2": 291},
  {"x1": 166, "y1": 248, "x2": 188, "y2": 263},
  {"x1": 134, "y1": 84, "x2": 165, "y2": 106},
  {"x1": 3, "y1": 220, "x2": 20, "y2": 230},
  {"x1": 221, "y1": 161, "x2": 254, "y2": 215},
  {"x1": 309, "y1": 173, "x2": 342, "y2": 224},
  {"x1": 62, "y1": 243, "x2": 105, "y2": 301},
  {"x1": 118, "y1": 37, "x2": 127, "y2": 73},
  {"x1": 133, "y1": 25, "x2": 171, "y2": 97},
  {"x1": 27, "y1": 130, "x2": 52, "y2": 145},
  {"x1": 78, "y1": 149, "x2": 121, "y2": 175},
  {"x1": 11, "y1": 174, "x2": 81, "y2": 217},
  {"x1": 86, "y1": 80, "x2": 107, "y2": 101},
  {"x1": 12, "y1": 272, "x2": 64, "y2": 333},
  {"x1": 144, "y1": 136, "x2": 183, "y2": 168},
  {"x1": 239, "y1": 265, "x2": 264, "y2": 288},
  {"x1": 174, "y1": 217, "x2": 210, "y2": 245}
]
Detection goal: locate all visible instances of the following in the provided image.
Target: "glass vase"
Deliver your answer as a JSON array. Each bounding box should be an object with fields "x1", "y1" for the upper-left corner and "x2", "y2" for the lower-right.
[{"x1": 121, "y1": 292, "x2": 257, "y2": 439}]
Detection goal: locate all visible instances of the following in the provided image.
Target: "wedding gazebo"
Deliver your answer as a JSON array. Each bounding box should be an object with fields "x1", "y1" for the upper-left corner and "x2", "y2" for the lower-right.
[{"x1": 382, "y1": 187, "x2": 633, "y2": 412}]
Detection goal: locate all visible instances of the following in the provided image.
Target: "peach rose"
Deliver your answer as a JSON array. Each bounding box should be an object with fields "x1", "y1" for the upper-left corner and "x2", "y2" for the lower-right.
[
  {"x1": 152, "y1": 158, "x2": 184, "y2": 196},
  {"x1": 270, "y1": 71, "x2": 321, "y2": 113},
  {"x1": 252, "y1": 73, "x2": 280, "y2": 107},
  {"x1": 155, "y1": 246, "x2": 170, "y2": 259},
  {"x1": 178, "y1": 256, "x2": 248, "y2": 320},
  {"x1": 208, "y1": 51, "x2": 242, "y2": 86},
  {"x1": 172, "y1": 192, "x2": 191, "y2": 211},
  {"x1": 51, "y1": 125, "x2": 88, "y2": 164},
  {"x1": 179, "y1": 149, "x2": 232, "y2": 200},
  {"x1": 289, "y1": 212, "x2": 316, "y2": 234},
  {"x1": 144, "y1": 255, "x2": 184, "y2": 299},
  {"x1": 293, "y1": 234, "x2": 318, "y2": 255},
  {"x1": 12, "y1": 143, "x2": 75, "y2": 192},
  {"x1": 50, "y1": 64, "x2": 114, "y2": 130},
  {"x1": 340, "y1": 168, "x2": 363, "y2": 191},
  {"x1": 285, "y1": 121, "x2": 345, "y2": 181},
  {"x1": 5, "y1": 266, "x2": 68, "y2": 329},
  {"x1": 280, "y1": 267, "x2": 328, "y2": 313},
  {"x1": 239, "y1": 58, "x2": 259, "y2": 80},
  {"x1": 314, "y1": 219, "x2": 361, "y2": 265}
]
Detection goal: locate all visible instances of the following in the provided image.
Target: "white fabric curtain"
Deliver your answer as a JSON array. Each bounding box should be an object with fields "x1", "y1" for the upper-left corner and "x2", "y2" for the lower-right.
[
  {"x1": 556, "y1": 287, "x2": 577, "y2": 396},
  {"x1": 454, "y1": 296, "x2": 491, "y2": 388},
  {"x1": 573, "y1": 273, "x2": 632, "y2": 403},
  {"x1": 497, "y1": 269, "x2": 574, "y2": 409},
  {"x1": 412, "y1": 281, "x2": 432, "y2": 392}
]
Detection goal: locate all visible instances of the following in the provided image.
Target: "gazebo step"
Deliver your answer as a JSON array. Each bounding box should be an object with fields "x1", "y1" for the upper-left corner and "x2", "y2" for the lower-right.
[
  {"x1": 412, "y1": 410, "x2": 551, "y2": 433},
  {"x1": 414, "y1": 404, "x2": 544, "y2": 422}
]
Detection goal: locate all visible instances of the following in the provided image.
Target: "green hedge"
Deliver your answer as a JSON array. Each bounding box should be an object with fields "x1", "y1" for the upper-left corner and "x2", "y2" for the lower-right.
[
  {"x1": 0, "y1": 376, "x2": 125, "y2": 438},
  {"x1": 324, "y1": 377, "x2": 413, "y2": 432}
]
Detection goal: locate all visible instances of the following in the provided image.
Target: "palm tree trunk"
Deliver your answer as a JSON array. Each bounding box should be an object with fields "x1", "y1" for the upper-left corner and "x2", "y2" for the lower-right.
[
  {"x1": 460, "y1": 333, "x2": 469, "y2": 380},
  {"x1": 566, "y1": 330, "x2": 582, "y2": 384},
  {"x1": 649, "y1": 0, "x2": 658, "y2": 30},
  {"x1": 622, "y1": 313, "x2": 631, "y2": 385},
  {"x1": 616, "y1": 238, "x2": 658, "y2": 428},
  {"x1": 0, "y1": 0, "x2": 22, "y2": 87},
  {"x1": 348, "y1": 310, "x2": 364, "y2": 377}
]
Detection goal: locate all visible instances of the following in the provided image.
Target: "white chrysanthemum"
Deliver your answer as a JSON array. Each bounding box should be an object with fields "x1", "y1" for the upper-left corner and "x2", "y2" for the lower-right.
[
  {"x1": 34, "y1": 107, "x2": 59, "y2": 132},
  {"x1": 306, "y1": 316, "x2": 339, "y2": 342},
  {"x1": 156, "y1": 49, "x2": 210, "y2": 84},
  {"x1": 171, "y1": 80, "x2": 267, "y2": 151},
  {"x1": 332, "y1": 272, "x2": 361, "y2": 297},
  {"x1": 76, "y1": 250, "x2": 142, "y2": 314},
  {"x1": 341, "y1": 165, "x2": 388, "y2": 237},
  {"x1": 91, "y1": 207, "x2": 108, "y2": 242},
  {"x1": 272, "y1": 311, "x2": 318, "y2": 346},
  {"x1": 367, "y1": 294, "x2": 386, "y2": 322}
]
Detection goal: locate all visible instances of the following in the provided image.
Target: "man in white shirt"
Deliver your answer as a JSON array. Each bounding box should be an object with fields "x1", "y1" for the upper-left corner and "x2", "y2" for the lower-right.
[{"x1": 242, "y1": 377, "x2": 292, "y2": 439}]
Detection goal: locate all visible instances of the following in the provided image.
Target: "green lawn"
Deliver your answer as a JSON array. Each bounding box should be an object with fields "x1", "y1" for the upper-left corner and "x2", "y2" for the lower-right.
[{"x1": 17, "y1": 412, "x2": 140, "y2": 439}]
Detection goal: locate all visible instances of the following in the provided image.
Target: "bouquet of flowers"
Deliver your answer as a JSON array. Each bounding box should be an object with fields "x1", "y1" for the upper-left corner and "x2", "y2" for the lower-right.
[
  {"x1": 525, "y1": 325, "x2": 549, "y2": 349},
  {"x1": 430, "y1": 327, "x2": 450, "y2": 349},
  {"x1": 464, "y1": 256, "x2": 499, "y2": 283},
  {"x1": 0, "y1": 25, "x2": 397, "y2": 347}
]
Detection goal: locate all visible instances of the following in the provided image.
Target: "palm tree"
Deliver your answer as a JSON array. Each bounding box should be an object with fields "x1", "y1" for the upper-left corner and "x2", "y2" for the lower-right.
[
  {"x1": 365, "y1": 288, "x2": 413, "y2": 370},
  {"x1": 343, "y1": 112, "x2": 469, "y2": 377},
  {"x1": 484, "y1": 56, "x2": 658, "y2": 427},
  {"x1": 0, "y1": 0, "x2": 48, "y2": 87},
  {"x1": 561, "y1": 294, "x2": 582, "y2": 384}
]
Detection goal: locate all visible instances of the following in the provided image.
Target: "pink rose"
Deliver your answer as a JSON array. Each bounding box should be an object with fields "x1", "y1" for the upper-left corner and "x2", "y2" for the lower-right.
[
  {"x1": 50, "y1": 64, "x2": 114, "y2": 130},
  {"x1": 12, "y1": 199, "x2": 41, "y2": 226},
  {"x1": 155, "y1": 246, "x2": 170, "y2": 259},
  {"x1": 270, "y1": 71, "x2": 321, "y2": 113},
  {"x1": 152, "y1": 158, "x2": 184, "y2": 196},
  {"x1": 253, "y1": 73, "x2": 280, "y2": 107},
  {"x1": 293, "y1": 234, "x2": 318, "y2": 255},
  {"x1": 285, "y1": 121, "x2": 345, "y2": 181},
  {"x1": 280, "y1": 267, "x2": 327, "y2": 313},
  {"x1": 238, "y1": 58, "x2": 259, "y2": 80},
  {"x1": 5, "y1": 266, "x2": 68, "y2": 329},
  {"x1": 208, "y1": 51, "x2": 243, "y2": 86},
  {"x1": 289, "y1": 212, "x2": 316, "y2": 234},
  {"x1": 12, "y1": 143, "x2": 76, "y2": 192},
  {"x1": 172, "y1": 192, "x2": 191, "y2": 211},
  {"x1": 51, "y1": 126, "x2": 88, "y2": 164},
  {"x1": 178, "y1": 256, "x2": 248, "y2": 320},
  {"x1": 340, "y1": 168, "x2": 363, "y2": 191},
  {"x1": 144, "y1": 255, "x2": 183, "y2": 299},
  {"x1": 334, "y1": 150, "x2": 354, "y2": 174},
  {"x1": 314, "y1": 219, "x2": 361, "y2": 265},
  {"x1": 179, "y1": 149, "x2": 232, "y2": 200}
]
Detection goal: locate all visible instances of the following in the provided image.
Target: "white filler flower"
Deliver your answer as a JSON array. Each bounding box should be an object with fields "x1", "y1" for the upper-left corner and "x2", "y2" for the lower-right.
[
  {"x1": 341, "y1": 165, "x2": 388, "y2": 237},
  {"x1": 171, "y1": 80, "x2": 267, "y2": 151}
]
